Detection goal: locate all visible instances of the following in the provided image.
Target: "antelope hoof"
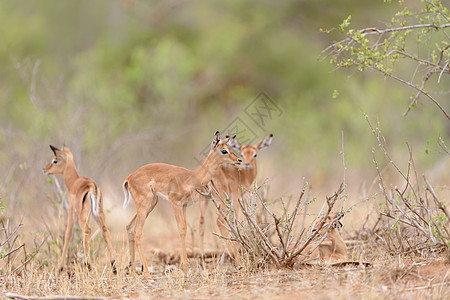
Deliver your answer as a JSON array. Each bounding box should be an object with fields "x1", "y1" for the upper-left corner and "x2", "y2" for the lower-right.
[
  {"x1": 85, "y1": 262, "x2": 92, "y2": 270},
  {"x1": 111, "y1": 259, "x2": 117, "y2": 274},
  {"x1": 124, "y1": 262, "x2": 132, "y2": 275}
]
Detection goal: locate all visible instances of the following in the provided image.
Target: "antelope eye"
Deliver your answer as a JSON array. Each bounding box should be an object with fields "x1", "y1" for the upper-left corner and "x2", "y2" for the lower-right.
[
  {"x1": 221, "y1": 149, "x2": 229, "y2": 155},
  {"x1": 52, "y1": 160, "x2": 58, "y2": 164},
  {"x1": 253, "y1": 153, "x2": 257, "y2": 158}
]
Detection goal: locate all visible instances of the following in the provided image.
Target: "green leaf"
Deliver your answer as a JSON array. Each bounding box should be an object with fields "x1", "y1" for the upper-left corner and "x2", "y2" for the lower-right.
[
  {"x1": 339, "y1": 16, "x2": 351, "y2": 32},
  {"x1": 332, "y1": 89, "x2": 340, "y2": 99}
]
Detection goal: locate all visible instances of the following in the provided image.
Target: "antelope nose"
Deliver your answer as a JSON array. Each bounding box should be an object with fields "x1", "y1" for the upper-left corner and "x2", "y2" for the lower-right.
[{"x1": 238, "y1": 159, "x2": 242, "y2": 163}]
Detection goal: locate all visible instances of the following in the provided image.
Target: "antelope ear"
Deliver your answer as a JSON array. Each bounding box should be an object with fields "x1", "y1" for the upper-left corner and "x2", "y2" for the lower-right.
[
  {"x1": 257, "y1": 133, "x2": 273, "y2": 150},
  {"x1": 333, "y1": 221, "x2": 343, "y2": 230},
  {"x1": 225, "y1": 135, "x2": 240, "y2": 150},
  {"x1": 211, "y1": 131, "x2": 221, "y2": 149},
  {"x1": 49, "y1": 145, "x2": 60, "y2": 155}
]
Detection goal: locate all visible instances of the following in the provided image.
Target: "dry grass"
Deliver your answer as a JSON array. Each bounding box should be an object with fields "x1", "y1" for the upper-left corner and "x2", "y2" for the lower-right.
[
  {"x1": 1, "y1": 182, "x2": 449, "y2": 299},
  {"x1": 1, "y1": 241, "x2": 449, "y2": 299}
]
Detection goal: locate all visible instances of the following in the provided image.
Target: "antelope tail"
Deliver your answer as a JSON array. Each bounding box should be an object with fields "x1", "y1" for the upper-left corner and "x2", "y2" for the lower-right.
[
  {"x1": 123, "y1": 180, "x2": 132, "y2": 209},
  {"x1": 88, "y1": 184, "x2": 100, "y2": 217}
]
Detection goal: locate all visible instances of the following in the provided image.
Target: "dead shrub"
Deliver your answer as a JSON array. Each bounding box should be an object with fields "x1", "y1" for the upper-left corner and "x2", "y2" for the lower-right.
[{"x1": 205, "y1": 180, "x2": 345, "y2": 269}]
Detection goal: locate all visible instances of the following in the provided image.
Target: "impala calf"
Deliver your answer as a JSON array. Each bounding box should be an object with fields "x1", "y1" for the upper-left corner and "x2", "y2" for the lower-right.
[
  {"x1": 43, "y1": 145, "x2": 115, "y2": 271},
  {"x1": 198, "y1": 134, "x2": 273, "y2": 256},
  {"x1": 122, "y1": 131, "x2": 242, "y2": 276},
  {"x1": 301, "y1": 213, "x2": 347, "y2": 263}
]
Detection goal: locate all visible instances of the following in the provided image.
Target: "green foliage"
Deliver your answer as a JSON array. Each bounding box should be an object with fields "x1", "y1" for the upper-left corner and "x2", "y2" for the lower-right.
[
  {"x1": 323, "y1": 0, "x2": 450, "y2": 119},
  {"x1": 332, "y1": 89, "x2": 340, "y2": 99}
]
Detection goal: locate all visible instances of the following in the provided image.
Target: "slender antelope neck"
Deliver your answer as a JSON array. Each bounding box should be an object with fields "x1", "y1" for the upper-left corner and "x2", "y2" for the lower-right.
[
  {"x1": 194, "y1": 150, "x2": 222, "y2": 184},
  {"x1": 330, "y1": 232, "x2": 347, "y2": 255},
  {"x1": 244, "y1": 161, "x2": 257, "y2": 180},
  {"x1": 62, "y1": 159, "x2": 80, "y2": 190}
]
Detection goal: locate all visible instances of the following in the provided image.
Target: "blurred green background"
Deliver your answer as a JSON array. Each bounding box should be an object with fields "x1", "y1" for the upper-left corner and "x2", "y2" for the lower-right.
[{"x1": 0, "y1": 0, "x2": 448, "y2": 232}]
